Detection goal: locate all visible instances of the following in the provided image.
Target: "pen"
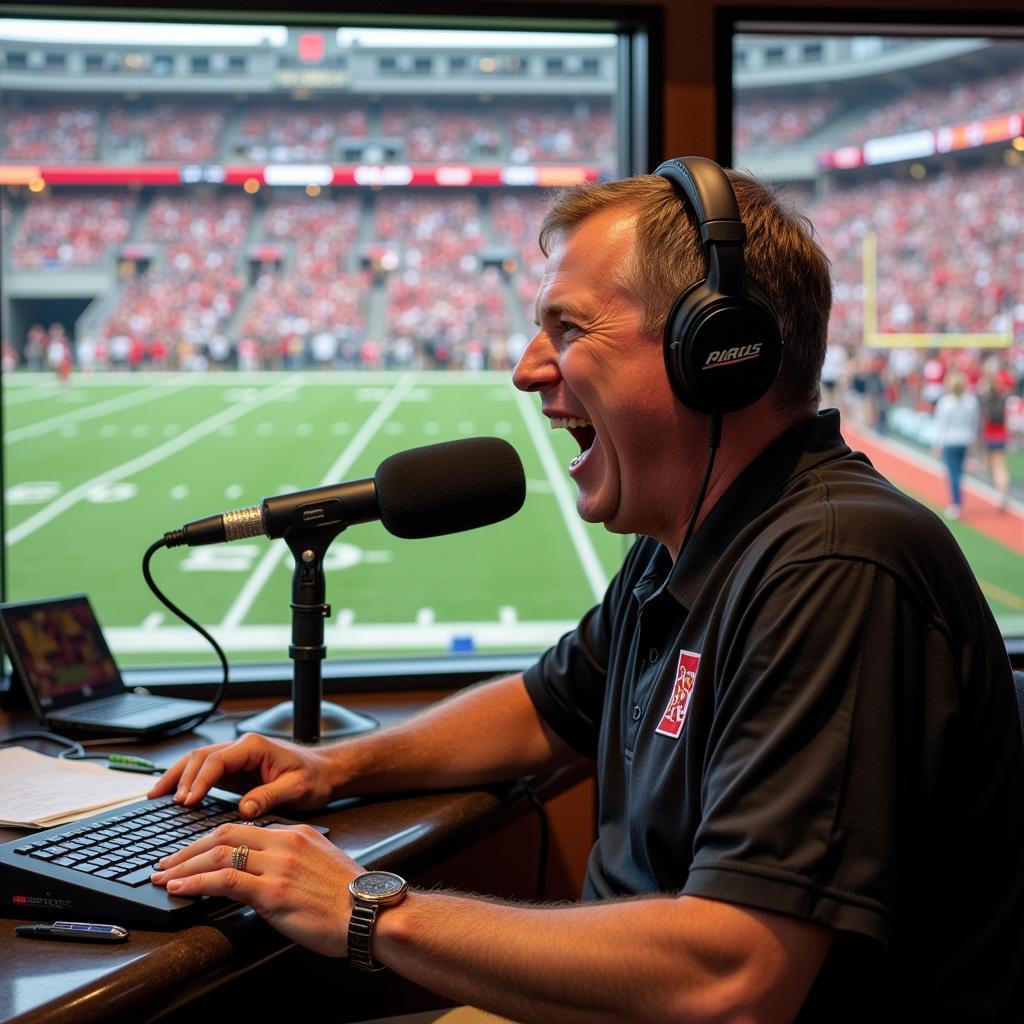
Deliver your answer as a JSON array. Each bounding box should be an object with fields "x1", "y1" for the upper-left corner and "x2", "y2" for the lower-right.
[{"x1": 15, "y1": 921, "x2": 129, "y2": 942}]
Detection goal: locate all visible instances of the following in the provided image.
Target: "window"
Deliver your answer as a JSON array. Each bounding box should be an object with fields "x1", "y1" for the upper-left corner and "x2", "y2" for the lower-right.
[
  {"x1": 722, "y1": 13, "x2": 1024, "y2": 648},
  {"x1": 0, "y1": 10, "x2": 655, "y2": 676}
]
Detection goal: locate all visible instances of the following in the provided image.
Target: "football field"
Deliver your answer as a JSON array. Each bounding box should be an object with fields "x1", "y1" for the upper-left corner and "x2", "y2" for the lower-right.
[
  {"x1": 2, "y1": 371, "x2": 630, "y2": 666},
  {"x1": 4, "y1": 370, "x2": 1023, "y2": 668}
]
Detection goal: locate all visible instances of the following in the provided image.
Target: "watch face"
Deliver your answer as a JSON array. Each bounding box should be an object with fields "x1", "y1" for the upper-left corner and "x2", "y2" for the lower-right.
[{"x1": 352, "y1": 871, "x2": 406, "y2": 901}]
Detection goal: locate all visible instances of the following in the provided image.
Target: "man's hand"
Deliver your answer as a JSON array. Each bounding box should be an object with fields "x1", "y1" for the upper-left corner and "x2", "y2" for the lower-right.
[
  {"x1": 147, "y1": 733, "x2": 338, "y2": 817},
  {"x1": 150, "y1": 822, "x2": 361, "y2": 957}
]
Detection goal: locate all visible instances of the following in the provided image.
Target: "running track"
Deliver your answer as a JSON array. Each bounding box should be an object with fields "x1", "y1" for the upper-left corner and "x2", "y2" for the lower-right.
[{"x1": 843, "y1": 423, "x2": 1024, "y2": 556}]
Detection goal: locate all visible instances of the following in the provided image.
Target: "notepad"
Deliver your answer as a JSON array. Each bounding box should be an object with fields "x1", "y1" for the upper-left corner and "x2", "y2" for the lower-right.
[{"x1": 0, "y1": 747, "x2": 154, "y2": 828}]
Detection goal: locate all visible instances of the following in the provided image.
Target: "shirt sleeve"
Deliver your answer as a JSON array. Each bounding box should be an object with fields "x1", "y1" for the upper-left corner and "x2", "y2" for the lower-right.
[{"x1": 682, "y1": 556, "x2": 958, "y2": 949}]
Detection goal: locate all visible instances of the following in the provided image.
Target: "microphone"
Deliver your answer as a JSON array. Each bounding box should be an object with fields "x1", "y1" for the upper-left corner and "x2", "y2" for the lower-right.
[{"x1": 162, "y1": 436, "x2": 526, "y2": 548}]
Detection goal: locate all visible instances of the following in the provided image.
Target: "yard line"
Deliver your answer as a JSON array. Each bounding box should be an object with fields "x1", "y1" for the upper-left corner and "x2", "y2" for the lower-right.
[
  {"x1": 7, "y1": 375, "x2": 306, "y2": 546},
  {"x1": 3, "y1": 381, "x2": 60, "y2": 406},
  {"x1": 513, "y1": 387, "x2": 608, "y2": 602},
  {"x1": 5, "y1": 378, "x2": 190, "y2": 443},
  {"x1": 220, "y1": 373, "x2": 419, "y2": 629}
]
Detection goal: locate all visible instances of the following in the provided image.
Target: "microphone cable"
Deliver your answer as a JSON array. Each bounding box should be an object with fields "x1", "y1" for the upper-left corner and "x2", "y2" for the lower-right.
[
  {"x1": 677, "y1": 411, "x2": 723, "y2": 559},
  {"x1": 140, "y1": 536, "x2": 230, "y2": 736}
]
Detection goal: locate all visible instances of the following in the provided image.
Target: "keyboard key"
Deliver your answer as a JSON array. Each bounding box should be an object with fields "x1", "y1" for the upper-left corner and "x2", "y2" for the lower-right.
[{"x1": 117, "y1": 866, "x2": 161, "y2": 887}]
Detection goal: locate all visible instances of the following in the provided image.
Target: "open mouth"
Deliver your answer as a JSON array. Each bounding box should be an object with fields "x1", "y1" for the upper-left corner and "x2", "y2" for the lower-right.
[{"x1": 551, "y1": 416, "x2": 597, "y2": 469}]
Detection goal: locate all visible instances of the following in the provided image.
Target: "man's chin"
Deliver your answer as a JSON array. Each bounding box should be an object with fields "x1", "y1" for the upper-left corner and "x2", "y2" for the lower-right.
[
  {"x1": 575, "y1": 492, "x2": 606, "y2": 526},
  {"x1": 575, "y1": 489, "x2": 624, "y2": 531}
]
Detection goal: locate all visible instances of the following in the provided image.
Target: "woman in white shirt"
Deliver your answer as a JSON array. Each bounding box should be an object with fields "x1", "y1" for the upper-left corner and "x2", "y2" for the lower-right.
[{"x1": 931, "y1": 371, "x2": 979, "y2": 519}]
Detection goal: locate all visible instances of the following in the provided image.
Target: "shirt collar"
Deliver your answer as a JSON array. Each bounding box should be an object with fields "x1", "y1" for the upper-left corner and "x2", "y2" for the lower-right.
[{"x1": 664, "y1": 408, "x2": 850, "y2": 607}]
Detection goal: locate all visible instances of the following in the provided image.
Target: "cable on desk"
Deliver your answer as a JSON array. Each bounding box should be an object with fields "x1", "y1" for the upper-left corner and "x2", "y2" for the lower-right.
[
  {"x1": 0, "y1": 733, "x2": 169, "y2": 772},
  {"x1": 0, "y1": 730, "x2": 85, "y2": 758},
  {"x1": 520, "y1": 778, "x2": 550, "y2": 902},
  {"x1": 142, "y1": 536, "x2": 231, "y2": 737}
]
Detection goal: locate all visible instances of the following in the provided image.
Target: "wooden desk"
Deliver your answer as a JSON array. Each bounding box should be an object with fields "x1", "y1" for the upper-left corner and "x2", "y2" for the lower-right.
[{"x1": 0, "y1": 692, "x2": 595, "y2": 1024}]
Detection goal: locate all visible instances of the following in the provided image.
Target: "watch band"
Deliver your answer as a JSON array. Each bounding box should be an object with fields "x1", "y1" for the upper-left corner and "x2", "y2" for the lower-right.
[
  {"x1": 347, "y1": 871, "x2": 408, "y2": 972},
  {"x1": 348, "y1": 900, "x2": 384, "y2": 971}
]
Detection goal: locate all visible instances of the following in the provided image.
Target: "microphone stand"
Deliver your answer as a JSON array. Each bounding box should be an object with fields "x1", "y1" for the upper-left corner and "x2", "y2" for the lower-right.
[{"x1": 236, "y1": 524, "x2": 377, "y2": 744}]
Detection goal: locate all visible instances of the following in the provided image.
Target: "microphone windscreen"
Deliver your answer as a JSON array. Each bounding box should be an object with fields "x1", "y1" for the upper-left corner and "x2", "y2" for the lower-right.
[{"x1": 375, "y1": 437, "x2": 526, "y2": 539}]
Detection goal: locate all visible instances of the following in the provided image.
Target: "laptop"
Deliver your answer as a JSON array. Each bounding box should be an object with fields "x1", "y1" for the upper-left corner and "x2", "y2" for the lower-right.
[{"x1": 0, "y1": 594, "x2": 212, "y2": 738}]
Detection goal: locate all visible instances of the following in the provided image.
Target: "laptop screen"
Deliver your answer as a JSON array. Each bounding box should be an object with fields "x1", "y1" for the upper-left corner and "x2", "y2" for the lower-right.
[{"x1": 0, "y1": 596, "x2": 122, "y2": 709}]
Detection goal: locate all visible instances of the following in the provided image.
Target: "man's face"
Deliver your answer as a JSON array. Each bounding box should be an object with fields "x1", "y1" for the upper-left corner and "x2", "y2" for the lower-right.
[{"x1": 512, "y1": 206, "x2": 691, "y2": 544}]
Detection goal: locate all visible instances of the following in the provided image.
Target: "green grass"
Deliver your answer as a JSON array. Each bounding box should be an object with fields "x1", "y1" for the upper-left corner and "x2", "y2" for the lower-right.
[
  {"x1": 4, "y1": 370, "x2": 1021, "y2": 667},
  {"x1": 3, "y1": 371, "x2": 630, "y2": 666}
]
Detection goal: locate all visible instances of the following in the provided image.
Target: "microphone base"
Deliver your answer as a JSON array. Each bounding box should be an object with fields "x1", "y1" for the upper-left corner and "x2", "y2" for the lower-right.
[{"x1": 235, "y1": 700, "x2": 377, "y2": 742}]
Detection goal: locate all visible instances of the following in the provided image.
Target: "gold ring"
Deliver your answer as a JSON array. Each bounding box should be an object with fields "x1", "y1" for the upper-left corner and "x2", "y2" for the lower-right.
[{"x1": 231, "y1": 843, "x2": 250, "y2": 872}]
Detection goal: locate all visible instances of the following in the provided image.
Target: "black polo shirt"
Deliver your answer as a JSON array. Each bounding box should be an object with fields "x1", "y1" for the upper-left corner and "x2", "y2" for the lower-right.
[{"x1": 524, "y1": 409, "x2": 1024, "y2": 1020}]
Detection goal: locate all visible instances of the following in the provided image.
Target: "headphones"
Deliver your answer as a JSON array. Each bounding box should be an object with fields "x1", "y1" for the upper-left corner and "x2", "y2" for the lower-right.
[{"x1": 654, "y1": 156, "x2": 784, "y2": 415}]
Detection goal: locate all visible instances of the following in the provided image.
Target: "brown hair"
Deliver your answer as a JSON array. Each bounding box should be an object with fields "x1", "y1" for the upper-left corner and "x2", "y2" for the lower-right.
[{"x1": 538, "y1": 170, "x2": 832, "y2": 410}]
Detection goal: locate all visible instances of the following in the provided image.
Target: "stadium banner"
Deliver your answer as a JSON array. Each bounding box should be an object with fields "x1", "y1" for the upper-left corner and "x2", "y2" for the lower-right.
[
  {"x1": 819, "y1": 110, "x2": 1024, "y2": 171},
  {"x1": 0, "y1": 163, "x2": 601, "y2": 189}
]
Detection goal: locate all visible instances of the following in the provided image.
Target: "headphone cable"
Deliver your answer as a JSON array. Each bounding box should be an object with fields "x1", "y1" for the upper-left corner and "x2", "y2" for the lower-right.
[{"x1": 677, "y1": 411, "x2": 722, "y2": 558}]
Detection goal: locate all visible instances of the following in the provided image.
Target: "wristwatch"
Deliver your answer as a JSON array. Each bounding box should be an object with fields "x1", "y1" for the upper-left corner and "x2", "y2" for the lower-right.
[{"x1": 347, "y1": 870, "x2": 409, "y2": 971}]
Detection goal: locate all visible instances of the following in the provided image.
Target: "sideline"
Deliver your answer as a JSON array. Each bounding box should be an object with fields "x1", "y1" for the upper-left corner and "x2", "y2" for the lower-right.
[
  {"x1": 2, "y1": 380, "x2": 61, "y2": 406},
  {"x1": 513, "y1": 386, "x2": 608, "y2": 603},
  {"x1": 108, "y1": 618, "x2": 578, "y2": 653},
  {"x1": 843, "y1": 423, "x2": 1024, "y2": 556},
  {"x1": 5, "y1": 377, "x2": 189, "y2": 443}
]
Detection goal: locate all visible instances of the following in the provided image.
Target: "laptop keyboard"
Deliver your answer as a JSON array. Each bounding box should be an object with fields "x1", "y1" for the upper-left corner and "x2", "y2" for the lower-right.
[
  {"x1": 10, "y1": 794, "x2": 271, "y2": 886},
  {"x1": 59, "y1": 694, "x2": 170, "y2": 721}
]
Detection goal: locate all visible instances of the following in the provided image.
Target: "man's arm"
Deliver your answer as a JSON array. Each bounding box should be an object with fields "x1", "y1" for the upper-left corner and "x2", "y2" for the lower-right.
[
  {"x1": 376, "y1": 890, "x2": 832, "y2": 1024},
  {"x1": 150, "y1": 674, "x2": 581, "y2": 815},
  {"x1": 153, "y1": 819, "x2": 831, "y2": 1024},
  {"x1": 335, "y1": 672, "x2": 579, "y2": 794}
]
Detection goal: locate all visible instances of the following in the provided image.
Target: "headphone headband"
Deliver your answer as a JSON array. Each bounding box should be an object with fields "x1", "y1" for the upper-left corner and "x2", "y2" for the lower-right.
[{"x1": 653, "y1": 157, "x2": 745, "y2": 242}]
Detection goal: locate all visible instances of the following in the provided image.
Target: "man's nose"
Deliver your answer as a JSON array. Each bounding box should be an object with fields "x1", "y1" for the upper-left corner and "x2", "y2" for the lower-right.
[{"x1": 512, "y1": 332, "x2": 560, "y2": 393}]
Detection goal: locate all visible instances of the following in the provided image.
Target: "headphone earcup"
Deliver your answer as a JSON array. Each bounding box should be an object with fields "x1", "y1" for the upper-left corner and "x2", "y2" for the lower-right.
[{"x1": 664, "y1": 282, "x2": 783, "y2": 414}]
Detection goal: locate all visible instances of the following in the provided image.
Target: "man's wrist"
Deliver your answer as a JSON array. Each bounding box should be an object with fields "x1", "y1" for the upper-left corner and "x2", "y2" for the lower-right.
[
  {"x1": 322, "y1": 740, "x2": 363, "y2": 799},
  {"x1": 348, "y1": 871, "x2": 409, "y2": 970}
]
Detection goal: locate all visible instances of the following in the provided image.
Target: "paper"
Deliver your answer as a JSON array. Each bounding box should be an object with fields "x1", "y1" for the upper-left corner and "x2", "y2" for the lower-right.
[{"x1": 0, "y1": 747, "x2": 154, "y2": 828}]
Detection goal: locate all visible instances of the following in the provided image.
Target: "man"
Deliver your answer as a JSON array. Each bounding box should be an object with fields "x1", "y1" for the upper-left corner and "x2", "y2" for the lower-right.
[{"x1": 149, "y1": 163, "x2": 1024, "y2": 1021}]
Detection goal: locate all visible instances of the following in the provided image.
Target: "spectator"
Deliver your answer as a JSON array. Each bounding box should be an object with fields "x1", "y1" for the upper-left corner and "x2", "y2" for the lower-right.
[
  {"x1": 932, "y1": 371, "x2": 980, "y2": 519},
  {"x1": 978, "y1": 357, "x2": 1013, "y2": 508}
]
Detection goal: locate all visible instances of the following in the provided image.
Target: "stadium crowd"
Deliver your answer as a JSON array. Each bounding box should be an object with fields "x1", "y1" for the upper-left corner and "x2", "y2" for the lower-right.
[
  {"x1": 236, "y1": 196, "x2": 367, "y2": 369},
  {"x1": 733, "y1": 96, "x2": 839, "y2": 151},
  {"x1": 1, "y1": 97, "x2": 615, "y2": 167},
  {"x1": 9, "y1": 191, "x2": 137, "y2": 269},
  {"x1": 376, "y1": 192, "x2": 509, "y2": 369},
  {"x1": 1, "y1": 102, "x2": 99, "y2": 161},
  {"x1": 378, "y1": 104, "x2": 501, "y2": 164},
  {"x1": 231, "y1": 103, "x2": 369, "y2": 162},
  {"x1": 105, "y1": 103, "x2": 226, "y2": 162},
  {"x1": 806, "y1": 164, "x2": 1023, "y2": 349},
  {"x1": 843, "y1": 65, "x2": 1024, "y2": 144},
  {"x1": 89, "y1": 194, "x2": 250, "y2": 370}
]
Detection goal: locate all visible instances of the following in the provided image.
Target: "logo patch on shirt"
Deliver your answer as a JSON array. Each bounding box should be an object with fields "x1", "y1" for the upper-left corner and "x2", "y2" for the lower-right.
[{"x1": 655, "y1": 649, "x2": 700, "y2": 739}]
